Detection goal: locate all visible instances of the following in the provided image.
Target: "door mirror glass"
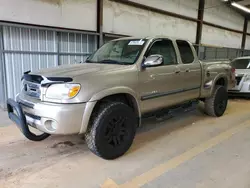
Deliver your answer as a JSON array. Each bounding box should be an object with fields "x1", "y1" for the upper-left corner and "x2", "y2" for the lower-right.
[{"x1": 143, "y1": 55, "x2": 163, "y2": 67}]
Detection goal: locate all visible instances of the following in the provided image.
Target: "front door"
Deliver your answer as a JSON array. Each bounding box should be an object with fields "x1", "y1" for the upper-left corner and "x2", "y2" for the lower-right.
[{"x1": 139, "y1": 39, "x2": 186, "y2": 114}]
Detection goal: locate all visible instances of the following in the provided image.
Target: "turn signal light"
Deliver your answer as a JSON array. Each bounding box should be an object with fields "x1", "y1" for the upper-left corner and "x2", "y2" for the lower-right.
[{"x1": 68, "y1": 86, "x2": 81, "y2": 98}]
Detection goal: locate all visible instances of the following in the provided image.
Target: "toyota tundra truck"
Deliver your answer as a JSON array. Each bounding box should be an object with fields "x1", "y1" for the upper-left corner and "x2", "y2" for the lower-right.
[{"x1": 7, "y1": 36, "x2": 235, "y2": 160}]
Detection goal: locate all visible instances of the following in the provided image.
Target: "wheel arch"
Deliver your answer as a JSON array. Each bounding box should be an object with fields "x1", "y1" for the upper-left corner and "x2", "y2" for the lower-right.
[
  {"x1": 211, "y1": 75, "x2": 228, "y2": 94},
  {"x1": 200, "y1": 73, "x2": 228, "y2": 99},
  {"x1": 80, "y1": 87, "x2": 141, "y2": 134},
  {"x1": 215, "y1": 76, "x2": 228, "y2": 88}
]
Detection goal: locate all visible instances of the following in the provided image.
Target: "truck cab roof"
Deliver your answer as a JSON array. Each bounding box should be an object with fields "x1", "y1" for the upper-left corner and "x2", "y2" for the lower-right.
[{"x1": 111, "y1": 36, "x2": 191, "y2": 43}]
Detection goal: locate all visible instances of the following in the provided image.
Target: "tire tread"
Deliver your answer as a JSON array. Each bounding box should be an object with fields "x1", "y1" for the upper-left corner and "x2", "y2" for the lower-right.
[
  {"x1": 85, "y1": 102, "x2": 136, "y2": 159},
  {"x1": 204, "y1": 85, "x2": 227, "y2": 117}
]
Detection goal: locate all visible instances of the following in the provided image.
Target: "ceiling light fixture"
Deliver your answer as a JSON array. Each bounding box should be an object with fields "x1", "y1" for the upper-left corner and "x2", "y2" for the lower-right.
[{"x1": 231, "y1": 2, "x2": 250, "y2": 13}]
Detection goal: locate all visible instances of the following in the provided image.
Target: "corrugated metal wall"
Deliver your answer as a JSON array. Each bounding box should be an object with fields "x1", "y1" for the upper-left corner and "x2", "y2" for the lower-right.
[
  {"x1": 199, "y1": 46, "x2": 246, "y2": 60},
  {"x1": 3, "y1": 26, "x2": 58, "y2": 99},
  {"x1": 2, "y1": 25, "x2": 97, "y2": 100},
  {"x1": 59, "y1": 32, "x2": 96, "y2": 65}
]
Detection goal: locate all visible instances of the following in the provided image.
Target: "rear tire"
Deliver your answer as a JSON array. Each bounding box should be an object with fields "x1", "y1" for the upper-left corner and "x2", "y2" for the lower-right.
[
  {"x1": 204, "y1": 86, "x2": 228, "y2": 117},
  {"x1": 85, "y1": 102, "x2": 137, "y2": 160}
]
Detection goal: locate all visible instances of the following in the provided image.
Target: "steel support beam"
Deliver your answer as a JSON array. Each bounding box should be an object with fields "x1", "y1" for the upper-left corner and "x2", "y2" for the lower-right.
[
  {"x1": 0, "y1": 21, "x2": 99, "y2": 36},
  {"x1": 196, "y1": 0, "x2": 205, "y2": 45},
  {"x1": 0, "y1": 25, "x2": 7, "y2": 109},
  {"x1": 110, "y1": 0, "x2": 198, "y2": 22},
  {"x1": 97, "y1": 0, "x2": 103, "y2": 47},
  {"x1": 0, "y1": 50, "x2": 92, "y2": 56},
  {"x1": 203, "y1": 21, "x2": 245, "y2": 34},
  {"x1": 241, "y1": 17, "x2": 248, "y2": 50}
]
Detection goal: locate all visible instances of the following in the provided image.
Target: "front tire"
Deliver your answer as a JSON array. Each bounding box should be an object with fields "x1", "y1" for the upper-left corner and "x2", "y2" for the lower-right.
[
  {"x1": 204, "y1": 85, "x2": 228, "y2": 117},
  {"x1": 85, "y1": 102, "x2": 137, "y2": 160}
]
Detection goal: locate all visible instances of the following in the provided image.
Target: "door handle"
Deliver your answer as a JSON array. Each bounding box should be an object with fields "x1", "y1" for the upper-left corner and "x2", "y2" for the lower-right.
[{"x1": 185, "y1": 69, "x2": 190, "y2": 73}]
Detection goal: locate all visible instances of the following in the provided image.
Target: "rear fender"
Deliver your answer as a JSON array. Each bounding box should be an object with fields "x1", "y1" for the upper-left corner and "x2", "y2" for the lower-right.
[{"x1": 201, "y1": 73, "x2": 228, "y2": 98}]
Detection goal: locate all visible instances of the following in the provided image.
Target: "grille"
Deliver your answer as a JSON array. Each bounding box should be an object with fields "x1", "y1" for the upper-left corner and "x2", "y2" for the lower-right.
[
  {"x1": 235, "y1": 76, "x2": 243, "y2": 85},
  {"x1": 22, "y1": 80, "x2": 41, "y2": 99}
]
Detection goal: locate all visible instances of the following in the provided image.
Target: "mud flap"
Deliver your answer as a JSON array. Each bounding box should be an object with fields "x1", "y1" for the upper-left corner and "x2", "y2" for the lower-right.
[{"x1": 7, "y1": 98, "x2": 50, "y2": 141}]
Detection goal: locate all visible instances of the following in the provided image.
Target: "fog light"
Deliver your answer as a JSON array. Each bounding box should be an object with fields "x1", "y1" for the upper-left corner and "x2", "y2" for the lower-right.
[{"x1": 44, "y1": 120, "x2": 57, "y2": 131}]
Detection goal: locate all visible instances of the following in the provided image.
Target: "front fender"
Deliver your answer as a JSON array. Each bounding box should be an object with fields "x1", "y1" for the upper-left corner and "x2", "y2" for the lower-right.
[
  {"x1": 89, "y1": 86, "x2": 141, "y2": 122},
  {"x1": 78, "y1": 87, "x2": 141, "y2": 133},
  {"x1": 89, "y1": 86, "x2": 139, "y2": 103}
]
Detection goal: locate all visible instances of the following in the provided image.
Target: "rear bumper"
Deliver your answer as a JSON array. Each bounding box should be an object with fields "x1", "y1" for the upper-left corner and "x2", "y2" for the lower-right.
[
  {"x1": 228, "y1": 91, "x2": 250, "y2": 97},
  {"x1": 229, "y1": 80, "x2": 250, "y2": 95}
]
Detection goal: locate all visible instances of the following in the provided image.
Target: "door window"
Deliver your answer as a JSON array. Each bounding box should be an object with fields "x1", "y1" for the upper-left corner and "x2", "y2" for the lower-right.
[
  {"x1": 176, "y1": 40, "x2": 194, "y2": 64},
  {"x1": 147, "y1": 40, "x2": 177, "y2": 66}
]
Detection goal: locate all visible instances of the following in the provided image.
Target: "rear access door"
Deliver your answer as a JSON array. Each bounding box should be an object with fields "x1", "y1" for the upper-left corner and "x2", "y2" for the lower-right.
[{"x1": 174, "y1": 40, "x2": 202, "y2": 100}]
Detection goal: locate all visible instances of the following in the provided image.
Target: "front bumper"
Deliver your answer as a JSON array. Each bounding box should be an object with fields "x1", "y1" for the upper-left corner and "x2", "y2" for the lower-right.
[{"x1": 7, "y1": 94, "x2": 89, "y2": 137}]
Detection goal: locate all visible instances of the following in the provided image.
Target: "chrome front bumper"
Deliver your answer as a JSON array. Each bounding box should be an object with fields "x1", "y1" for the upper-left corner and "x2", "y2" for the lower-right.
[{"x1": 8, "y1": 94, "x2": 95, "y2": 136}]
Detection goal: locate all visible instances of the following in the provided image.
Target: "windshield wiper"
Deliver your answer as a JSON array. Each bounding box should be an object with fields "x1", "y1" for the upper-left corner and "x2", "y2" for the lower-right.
[
  {"x1": 85, "y1": 59, "x2": 95, "y2": 63},
  {"x1": 100, "y1": 59, "x2": 127, "y2": 65}
]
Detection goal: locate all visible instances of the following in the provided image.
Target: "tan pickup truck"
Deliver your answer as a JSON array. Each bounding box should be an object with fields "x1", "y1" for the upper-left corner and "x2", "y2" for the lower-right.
[{"x1": 7, "y1": 36, "x2": 235, "y2": 159}]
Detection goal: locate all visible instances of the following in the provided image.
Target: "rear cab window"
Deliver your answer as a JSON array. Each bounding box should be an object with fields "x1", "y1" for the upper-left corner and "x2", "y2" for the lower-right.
[{"x1": 176, "y1": 40, "x2": 195, "y2": 64}]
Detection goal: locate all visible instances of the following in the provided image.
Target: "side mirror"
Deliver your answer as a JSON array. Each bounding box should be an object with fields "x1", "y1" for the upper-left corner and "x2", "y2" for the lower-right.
[{"x1": 142, "y1": 55, "x2": 163, "y2": 68}]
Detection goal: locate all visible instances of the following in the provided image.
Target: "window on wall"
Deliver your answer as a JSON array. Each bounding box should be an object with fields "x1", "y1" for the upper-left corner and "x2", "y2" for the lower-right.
[
  {"x1": 176, "y1": 40, "x2": 194, "y2": 64},
  {"x1": 147, "y1": 39, "x2": 177, "y2": 65}
]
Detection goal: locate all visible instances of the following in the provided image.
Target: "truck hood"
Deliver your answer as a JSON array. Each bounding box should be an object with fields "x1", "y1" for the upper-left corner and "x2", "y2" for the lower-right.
[{"x1": 33, "y1": 63, "x2": 130, "y2": 78}]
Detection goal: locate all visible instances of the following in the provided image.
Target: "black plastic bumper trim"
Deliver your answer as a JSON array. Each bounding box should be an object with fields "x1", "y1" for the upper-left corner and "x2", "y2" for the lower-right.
[
  {"x1": 18, "y1": 100, "x2": 34, "y2": 109},
  {"x1": 25, "y1": 112, "x2": 41, "y2": 120},
  {"x1": 228, "y1": 92, "x2": 250, "y2": 97}
]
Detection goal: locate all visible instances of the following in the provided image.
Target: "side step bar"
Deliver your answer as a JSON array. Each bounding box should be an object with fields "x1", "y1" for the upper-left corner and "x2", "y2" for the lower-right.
[{"x1": 142, "y1": 100, "x2": 199, "y2": 121}]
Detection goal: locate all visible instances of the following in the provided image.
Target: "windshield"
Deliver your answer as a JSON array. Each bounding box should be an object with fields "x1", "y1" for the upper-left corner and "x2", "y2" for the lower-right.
[
  {"x1": 231, "y1": 59, "x2": 250, "y2": 69},
  {"x1": 86, "y1": 39, "x2": 147, "y2": 65}
]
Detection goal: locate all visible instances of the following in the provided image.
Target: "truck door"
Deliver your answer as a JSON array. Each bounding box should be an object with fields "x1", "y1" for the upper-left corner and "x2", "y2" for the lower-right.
[
  {"x1": 175, "y1": 40, "x2": 202, "y2": 100},
  {"x1": 139, "y1": 39, "x2": 186, "y2": 114}
]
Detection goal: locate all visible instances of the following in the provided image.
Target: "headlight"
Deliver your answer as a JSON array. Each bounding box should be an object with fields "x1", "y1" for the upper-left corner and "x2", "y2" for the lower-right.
[
  {"x1": 245, "y1": 75, "x2": 250, "y2": 82},
  {"x1": 45, "y1": 84, "x2": 81, "y2": 100}
]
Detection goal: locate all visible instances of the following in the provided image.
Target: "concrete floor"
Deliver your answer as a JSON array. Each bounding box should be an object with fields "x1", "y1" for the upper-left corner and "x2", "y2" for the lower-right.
[{"x1": 1, "y1": 99, "x2": 250, "y2": 188}]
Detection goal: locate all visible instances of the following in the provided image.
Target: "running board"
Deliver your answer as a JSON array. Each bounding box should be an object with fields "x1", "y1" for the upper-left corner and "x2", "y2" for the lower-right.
[{"x1": 142, "y1": 100, "x2": 199, "y2": 121}]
